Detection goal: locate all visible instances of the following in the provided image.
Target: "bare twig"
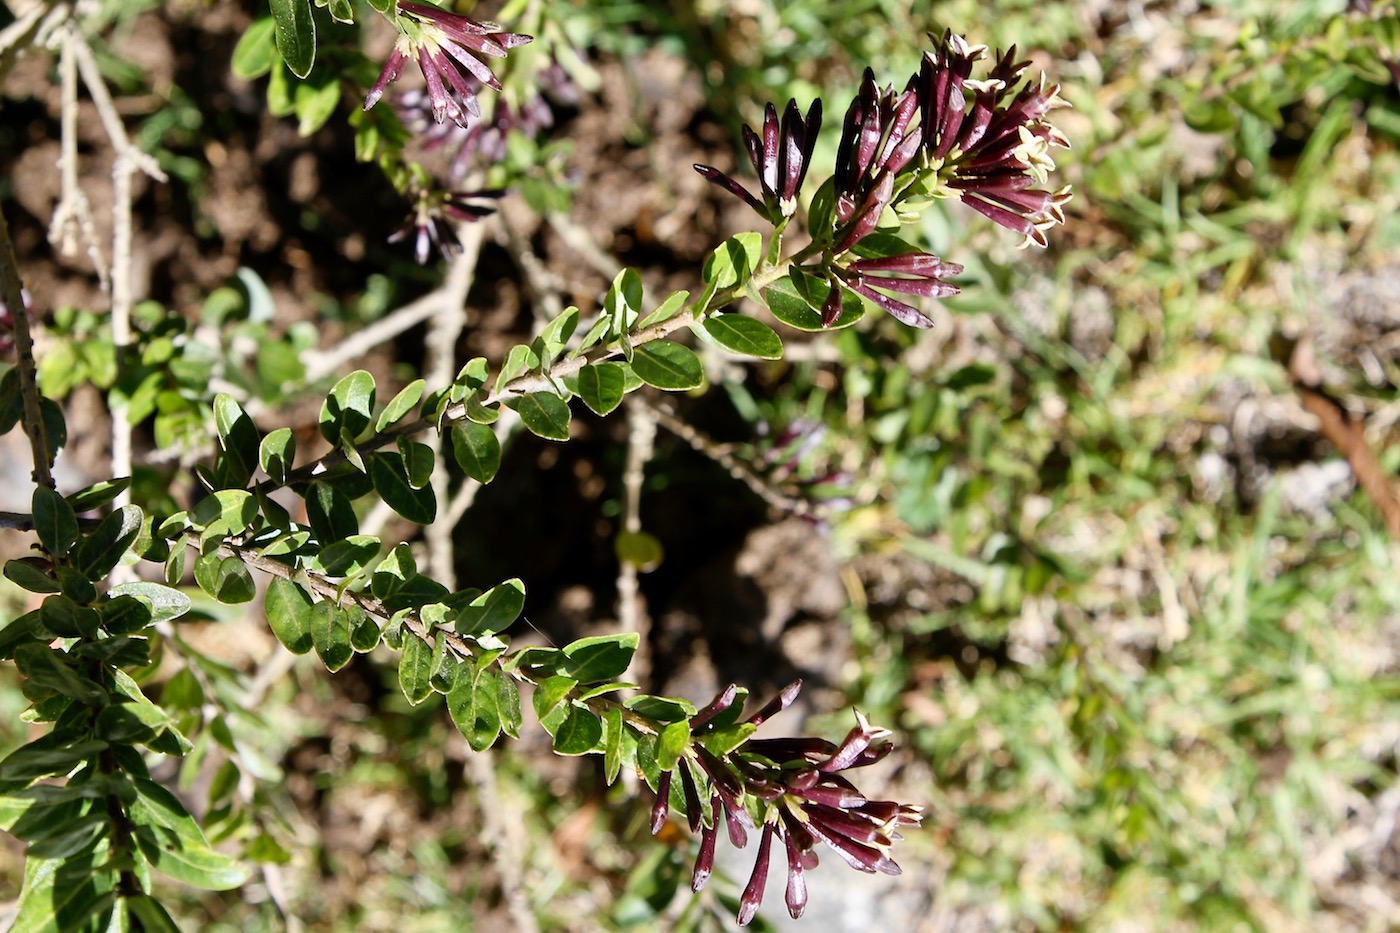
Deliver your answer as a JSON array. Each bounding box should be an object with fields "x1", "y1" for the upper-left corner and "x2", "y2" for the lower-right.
[
  {"x1": 1289, "y1": 335, "x2": 1400, "y2": 539},
  {"x1": 464, "y1": 749, "x2": 541, "y2": 933},
  {"x1": 0, "y1": 203, "x2": 54, "y2": 489},
  {"x1": 634, "y1": 396, "x2": 824, "y2": 521},
  {"x1": 0, "y1": 1, "x2": 67, "y2": 87},
  {"x1": 48, "y1": 22, "x2": 108, "y2": 288},
  {"x1": 303, "y1": 289, "x2": 448, "y2": 383},
  {"x1": 618, "y1": 399, "x2": 656, "y2": 684}
]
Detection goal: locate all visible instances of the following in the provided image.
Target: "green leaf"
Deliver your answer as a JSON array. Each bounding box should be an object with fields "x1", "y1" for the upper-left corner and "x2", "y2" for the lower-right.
[
  {"x1": 494, "y1": 343, "x2": 541, "y2": 395},
  {"x1": 509, "y1": 392, "x2": 571, "y2": 441},
  {"x1": 451, "y1": 422, "x2": 501, "y2": 484},
  {"x1": 603, "y1": 708, "x2": 626, "y2": 784},
  {"x1": 312, "y1": 534, "x2": 380, "y2": 576},
  {"x1": 765, "y1": 271, "x2": 864, "y2": 331},
  {"x1": 10, "y1": 843, "x2": 118, "y2": 933},
  {"x1": 232, "y1": 17, "x2": 278, "y2": 79},
  {"x1": 806, "y1": 177, "x2": 836, "y2": 242},
  {"x1": 655, "y1": 720, "x2": 690, "y2": 771},
  {"x1": 369, "y1": 452, "x2": 437, "y2": 524},
  {"x1": 350, "y1": 611, "x2": 381, "y2": 651},
  {"x1": 697, "y1": 721, "x2": 756, "y2": 757},
  {"x1": 638, "y1": 290, "x2": 690, "y2": 329},
  {"x1": 318, "y1": 0, "x2": 355, "y2": 22},
  {"x1": 605, "y1": 268, "x2": 644, "y2": 336},
  {"x1": 532, "y1": 675, "x2": 576, "y2": 720},
  {"x1": 496, "y1": 675, "x2": 523, "y2": 739},
  {"x1": 629, "y1": 341, "x2": 703, "y2": 391},
  {"x1": 4, "y1": 560, "x2": 60, "y2": 594},
  {"x1": 306, "y1": 481, "x2": 357, "y2": 542},
  {"x1": 0, "y1": 738, "x2": 108, "y2": 783},
  {"x1": 107, "y1": 583, "x2": 192, "y2": 625},
  {"x1": 447, "y1": 667, "x2": 502, "y2": 751},
  {"x1": 318, "y1": 370, "x2": 376, "y2": 443},
  {"x1": 130, "y1": 778, "x2": 250, "y2": 890},
  {"x1": 212, "y1": 393, "x2": 260, "y2": 488},
  {"x1": 259, "y1": 427, "x2": 295, "y2": 484},
  {"x1": 396, "y1": 438, "x2": 434, "y2": 489},
  {"x1": 552, "y1": 704, "x2": 603, "y2": 755},
  {"x1": 455, "y1": 578, "x2": 525, "y2": 636},
  {"x1": 624, "y1": 694, "x2": 696, "y2": 723},
  {"x1": 15, "y1": 642, "x2": 104, "y2": 701},
  {"x1": 295, "y1": 75, "x2": 340, "y2": 136},
  {"x1": 560, "y1": 633, "x2": 639, "y2": 684},
  {"x1": 702, "y1": 232, "x2": 762, "y2": 292},
  {"x1": 265, "y1": 578, "x2": 315, "y2": 654},
  {"x1": 128, "y1": 894, "x2": 182, "y2": 933},
  {"x1": 193, "y1": 553, "x2": 256, "y2": 604},
  {"x1": 73, "y1": 505, "x2": 142, "y2": 579},
  {"x1": 32, "y1": 487, "x2": 78, "y2": 557},
  {"x1": 65, "y1": 478, "x2": 131, "y2": 513},
  {"x1": 398, "y1": 634, "x2": 435, "y2": 706},
  {"x1": 697, "y1": 313, "x2": 783, "y2": 359},
  {"x1": 376, "y1": 379, "x2": 425, "y2": 431},
  {"x1": 311, "y1": 601, "x2": 353, "y2": 671},
  {"x1": 269, "y1": 0, "x2": 316, "y2": 79},
  {"x1": 535, "y1": 306, "x2": 580, "y2": 368},
  {"x1": 192, "y1": 490, "x2": 257, "y2": 542},
  {"x1": 576, "y1": 362, "x2": 627, "y2": 416}
]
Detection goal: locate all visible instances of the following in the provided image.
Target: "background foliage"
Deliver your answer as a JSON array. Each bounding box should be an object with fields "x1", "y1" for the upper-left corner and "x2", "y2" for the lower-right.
[{"x1": 4, "y1": 0, "x2": 1400, "y2": 930}]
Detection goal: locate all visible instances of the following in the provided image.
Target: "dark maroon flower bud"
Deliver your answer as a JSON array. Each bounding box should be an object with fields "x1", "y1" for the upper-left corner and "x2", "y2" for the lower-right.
[
  {"x1": 691, "y1": 816, "x2": 719, "y2": 892},
  {"x1": 677, "y1": 761, "x2": 704, "y2": 833},
  {"x1": 691, "y1": 683, "x2": 739, "y2": 730},
  {"x1": 746, "y1": 679, "x2": 802, "y2": 727},
  {"x1": 782, "y1": 824, "x2": 809, "y2": 919},
  {"x1": 737, "y1": 821, "x2": 776, "y2": 926},
  {"x1": 364, "y1": 1, "x2": 532, "y2": 129},
  {"x1": 694, "y1": 99, "x2": 822, "y2": 224},
  {"x1": 828, "y1": 250, "x2": 962, "y2": 329},
  {"x1": 649, "y1": 769, "x2": 672, "y2": 835}
]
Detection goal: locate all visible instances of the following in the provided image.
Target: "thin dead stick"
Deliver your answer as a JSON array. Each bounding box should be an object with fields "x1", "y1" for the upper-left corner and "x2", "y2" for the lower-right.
[
  {"x1": 464, "y1": 749, "x2": 541, "y2": 933},
  {"x1": 635, "y1": 396, "x2": 824, "y2": 521},
  {"x1": 304, "y1": 289, "x2": 447, "y2": 383},
  {"x1": 0, "y1": 202, "x2": 54, "y2": 489},
  {"x1": 424, "y1": 223, "x2": 486, "y2": 588},
  {"x1": 71, "y1": 30, "x2": 165, "y2": 508},
  {"x1": 1290, "y1": 336, "x2": 1400, "y2": 540},
  {"x1": 0, "y1": 1, "x2": 67, "y2": 87},
  {"x1": 49, "y1": 22, "x2": 108, "y2": 288},
  {"x1": 618, "y1": 399, "x2": 656, "y2": 684}
]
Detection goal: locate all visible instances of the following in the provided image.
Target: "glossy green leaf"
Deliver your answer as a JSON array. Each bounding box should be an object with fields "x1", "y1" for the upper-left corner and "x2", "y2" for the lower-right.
[
  {"x1": 532, "y1": 675, "x2": 576, "y2": 720},
  {"x1": 129, "y1": 894, "x2": 182, "y2": 933},
  {"x1": 655, "y1": 720, "x2": 690, "y2": 771},
  {"x1": 259, "y1": 427, "x2": 295, "y2": 484},
  {"x1": 107, "y1": 583, "x2": 191, "y2": 625},
  {"x1": 629, "y1": 341, "x2": 703, "y2": 390},
  {"x1": 510, "y1": 392, "x2": 571, "y2": 441},
  {"x1": 0, "y1": 738, "x2": 108, "y2": 783},
  {"x1": 32, "y1": 487, "x2": 78, "y2": 557},
  {"x1": 638, "y1": 290, "x2": 690, "y2": 329},
  {"x1": 318, "y1": 370, "x2": 376, "y2": 443},
  {"x1": 193, "y1": 553, "x2": 256, "y2": 604},
  {"x1": 702, "y1": 232, "x2": 762, "y2": 291},
  {"x1": 576, "y1": 362, "x2": 627, "y2": 416},
  {"x1": 697, "y1": 313, "x2": 783, "y2": 359},
  {"x1": 265, "y1": 577, "x2": 314, "y2": 654},
  {"x1": 73, "y1": 505, "x2": 142, "y2": 579},
  {"x1": 765, "y1": 271, "x2": 864, "y2": 331},
  {"x1": 605, "y1": 268, "x2": 645, "y2": 335},
  {"x1": 311, "y1": 601, "x2": 353, "y2": 671},
  {"x1": 192, "y1": 490, "x2": 257, "y2": 541},
  {"x1": 269, "y1": 0, "x2": 316, "y2": 79},
  {"x1": 306, "y1": 481, "x2": 358, "y2": 542},
  {"x1": 350, "y1": 610, "x2": 381, "y2": 652},
  {"x1": 494, "y1": 343, "x2": 541, "y2": 395},
  {"x1": 232, "y1": 17, "x2": 278, "y2": 79},
  {"x1": 397, "y1": 438, "x2": 434, "y2": 489},
  {"x1": 451, "y1": 422, "x2": 501, "y2": 484},
  {"x1": 560, "y1": 633, "x2": 639, "y2": 685},
  {"x1": 603, "y1": 707, "x2": 626, "y2": 784},
  {"x1": 212, "y1": 393, "x2": 260, "y2": 488},
  {"x1": 65, "y1": 478, "x2": 131, "y2": 513},
  {"x1": 455, "y1": 578, "x2": 525, "y2": 636},
  {"x1": 369, "y1": 452, "x2": 436, "y2": 524},
  {"x1": 447, "y1": 667, "x2": 502, "y2": 751},
  {"x1": 295, "y1": 75, "x2": 339, "y2": 136},
  {"x1": 4, "y1": 560, "x2": 60, "y2": 594},
  {"x1": 398, "y1": 634, "x2": 434, "y2": 706},
  {"x1": 624, "y1": 694, "x2": 696, "y2": 723},
  {"x1": 311, "y1": 534, "x2": 379, "y2": 577},
  {"x1": 496, "y1": 674, "x2": 522, "y2": 739},
  {"x1": 130, "y1": 778, "x2": 250, "y2": 890},
  {"x1": 552, "y1": 704, "x2": 603, "y2": 755},
  {"x1": 376, "y1": 378, "x2": 425, "y2": 431}
]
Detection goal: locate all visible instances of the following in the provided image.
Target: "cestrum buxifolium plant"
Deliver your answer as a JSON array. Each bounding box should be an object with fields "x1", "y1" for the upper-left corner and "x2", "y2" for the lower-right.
[{"x1": 0, "y1": 1, "x2": 1071, "y2": 928}]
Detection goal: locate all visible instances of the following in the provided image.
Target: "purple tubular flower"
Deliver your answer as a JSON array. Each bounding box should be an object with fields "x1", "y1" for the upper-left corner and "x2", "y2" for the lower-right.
[
  {"x1": 650, "y1": 769, "x2": 672, "y2": 835},
  {"x1": 691, "y1": 816, "x2": 719, "y2": 892},
  {"x1": 389, "y1": 189, "x2": 504, "y2": 264},
  {"x1": 678, "y1": 761, "x2": 704, "y2": 833},
  {"x1": 737, "y1": 822, "x2": 776, "y2": 927},
  {"x1": 363, "y1": 1, "x2": 532, "y2": 129},
  {"x1": 694, "y1": 99, "x2": 822, "y2": 224},
  {"x1": 828, "y1": 250, "x2": 962, "y2": 329},
  {"x1": 691, "y1": 683, "x2": 739, "y2": 730},
  {"x1": 782, "y1": 823, "x2": 808, "y2": 918},
  {"x1": 746, "y1": 679, "x2": 802, "y2": 727}
]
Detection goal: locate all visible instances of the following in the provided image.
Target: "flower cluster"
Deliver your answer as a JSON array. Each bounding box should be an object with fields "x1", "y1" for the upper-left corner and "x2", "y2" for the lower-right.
[
  {"x1": 649, "y1": 681, "x2": 922, "y2": 925},
  {"x1": 395, "y1": 60, "x2": 577, "y2": 185},
  {"x1": 694, "y1": 31, "x2": 1071, "y2": 329},
  {"x1": 364, "y1": 1, "x2": 532, "y2": 129},
  {"x1": 390, "y1": 188, "x2": 503, "y2": 264}
]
